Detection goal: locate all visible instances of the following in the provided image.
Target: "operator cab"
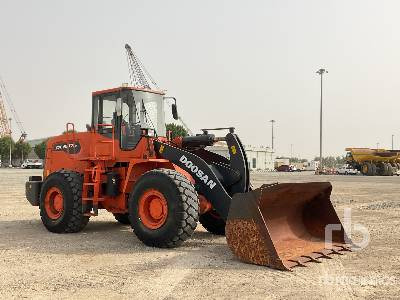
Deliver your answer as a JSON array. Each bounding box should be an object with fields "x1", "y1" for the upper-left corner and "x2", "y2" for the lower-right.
[
  {"x1": 345, "y1": 151, "x2": 353, "y2": 160},
  {"x1": 91, "y1": 86, "x2": 178, "y2": 150}
]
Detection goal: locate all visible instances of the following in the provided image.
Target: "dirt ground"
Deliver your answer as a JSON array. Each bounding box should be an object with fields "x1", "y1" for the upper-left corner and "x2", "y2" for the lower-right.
[{"x1": 0, "y1": 169, "x2": 399, "y2": 299}]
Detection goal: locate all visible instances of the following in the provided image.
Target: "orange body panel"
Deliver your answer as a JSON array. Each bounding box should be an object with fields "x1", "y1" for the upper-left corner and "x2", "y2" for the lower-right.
[{"x1": 44, "y1": 130, "x2": 181, "y2": 215}]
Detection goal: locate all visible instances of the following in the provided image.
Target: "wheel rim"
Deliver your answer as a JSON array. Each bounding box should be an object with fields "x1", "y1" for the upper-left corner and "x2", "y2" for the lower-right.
[
  {"x1": 44, "y1": 187, "x2": 64, "y2": 220},
  {"x1": 138, "y1": 189, "x2": 168, "y2": 229}
]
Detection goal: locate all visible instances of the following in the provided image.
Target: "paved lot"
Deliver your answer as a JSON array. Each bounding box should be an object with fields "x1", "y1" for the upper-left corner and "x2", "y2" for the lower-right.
[{"x1": 0, "y1": 169, "x2": 399, "y2": 299}]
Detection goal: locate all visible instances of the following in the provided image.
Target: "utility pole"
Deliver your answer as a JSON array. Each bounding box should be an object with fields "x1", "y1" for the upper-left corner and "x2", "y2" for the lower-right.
[
  {"x1": 8, "y1": 117, "x2": 12, "y2": 167},
  {"x1": 290, "y1": 144, "x2": 293, "y2": 160},
  {"x1": 376, "y1": 142, "x2": 379, "y2": 149},
  {"x1": 316, "y1": 68, "x2": 328, "y2": 173},
  {"x1": 270, "y1": 120, "x2": 275, "y2": 151},
  {"x1": 392, "y1": 134, "x2": 394, "y2": 150}
]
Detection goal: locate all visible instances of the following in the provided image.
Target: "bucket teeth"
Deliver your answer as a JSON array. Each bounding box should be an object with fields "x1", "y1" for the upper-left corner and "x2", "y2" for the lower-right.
[
  {"x1": 287, "y1": 259, "x2": 307, "y2": 268},
  {"x1": 302, "y1": 255, "x2": 322, "y2": 263},
  {"x1": 284, "y1": 260, "x2": 300, "y2": 269},
  {"x1": 336, "y1": 244, "x2": 353, "y2": 252},
  {"x1": 284, "y1": 246, "x2": 354, "y2": 268},
  {"x1": 313, "y1": 251, "x2": 333, "y2": 259},
  {"x1": 330, "y1": 249, "x2": 344, "y2": 255}
]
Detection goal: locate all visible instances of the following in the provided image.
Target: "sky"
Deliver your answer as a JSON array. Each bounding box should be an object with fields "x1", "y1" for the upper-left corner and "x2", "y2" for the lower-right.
[{"x1": 0, "y1": 0, "x2": 399, "y2": 159}]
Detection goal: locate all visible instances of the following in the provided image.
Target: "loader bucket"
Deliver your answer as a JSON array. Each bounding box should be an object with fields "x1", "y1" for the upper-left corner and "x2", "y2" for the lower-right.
[{"x1": 225, "y1": 182, "x2": 352, "y2": 270}]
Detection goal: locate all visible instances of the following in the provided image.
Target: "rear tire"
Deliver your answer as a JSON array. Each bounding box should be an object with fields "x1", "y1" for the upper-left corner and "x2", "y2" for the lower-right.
[
  {"x1": 376, "y1": 162, "x2": 386, "y2": 176},
  {"x1": 370, "y1": 163, "x2": 377, "y2": 176},
  {"x1": 129, "y1": 169, "x2": 199, "y2": 248},
  {"x1": 385, "y1": 163, "x2": 393, "y2": 176},
  {"x1": 199, "y1": 210, "x2": 226, "y2": 235},
  {"x1": 113, "y1": 213, "x2": 130, "y2": 225},
  {"x1": 40, "y1": 170, "x2": 89, "y2": 233},
  {"x1": 362, "y1": 162, "x2": 375, "y2": 176}
]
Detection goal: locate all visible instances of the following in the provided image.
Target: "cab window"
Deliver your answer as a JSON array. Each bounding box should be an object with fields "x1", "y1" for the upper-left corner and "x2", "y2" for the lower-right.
[
  {"x1": 92, "y1": 94, "x2": 117, "y2": 138},
  {"x1": 120, "y1": 92, "x2": 142, "y2": 150}
]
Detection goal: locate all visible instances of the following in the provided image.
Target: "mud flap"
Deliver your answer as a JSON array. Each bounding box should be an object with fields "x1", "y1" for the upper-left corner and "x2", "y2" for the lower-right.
[{"x1": 225, "y1": 182, "x2": 352, "y2": 270}]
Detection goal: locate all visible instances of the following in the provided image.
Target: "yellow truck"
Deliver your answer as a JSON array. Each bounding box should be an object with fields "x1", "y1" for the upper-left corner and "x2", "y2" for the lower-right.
[{"x1": 345, "y1": 148, "x2": 400, "y2": 176}]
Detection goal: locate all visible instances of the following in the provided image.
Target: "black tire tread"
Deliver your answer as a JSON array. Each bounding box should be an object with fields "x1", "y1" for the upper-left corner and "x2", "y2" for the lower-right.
[
  {"x1": 154, "y1": 169, "x2": 199, "y2": 247},
  {"x1": 114, "y1": 213, "x2": 131, "y2": 225},
  {"x1": 131, "y1": 168, "x2": 199, "y2": 248},
  {"x1": 40, "y1": 170, "x2": 89, "y2": 233},
  {"x1": 199, "y1": 210, "x2": 226, "y2": 235}
]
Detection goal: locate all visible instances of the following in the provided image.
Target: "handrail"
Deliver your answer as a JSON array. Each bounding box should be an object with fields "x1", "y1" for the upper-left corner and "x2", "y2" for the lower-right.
[
  {"x1": 65, "y1": 122, "x2": 77, "y2": 149},
  {"x1": 66, "y1": 122, "x2": 75, "y2": 133}
]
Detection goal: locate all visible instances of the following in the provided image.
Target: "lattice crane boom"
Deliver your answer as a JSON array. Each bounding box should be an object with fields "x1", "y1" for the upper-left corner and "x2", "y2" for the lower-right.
[
  {"x1": 0, "y1": 88, "x2": 10, "y2": 138},
  {"x1": 124, "y1": 42, "x2": 192, "y2": 135},
  {"x1": 125, "y1": 43, "x2": 159, "y2": 90},
  {"x1": 0, "y1": 77, "x2": 27, "y2": 141}
]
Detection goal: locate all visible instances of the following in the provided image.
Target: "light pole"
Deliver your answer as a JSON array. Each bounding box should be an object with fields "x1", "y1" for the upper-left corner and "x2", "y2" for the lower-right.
[
  {"x1": 316, "y1": 68, "x2": 328, "y2": 172},
  {"x1": 270, "y1": 120, "x2": 275, "y2": 151},
  {"x1": 290, "y1": 144, "x2": 293, "y2": 161},
  {"x1": 376, "y1": 142, "x2": 379, "y2": 149},
  {"x1": 8, "y1": 117, "x2": 12, "y2": 167},
  {"x1": 392, "y1": 134, "x2": 394, "y2": 150}
]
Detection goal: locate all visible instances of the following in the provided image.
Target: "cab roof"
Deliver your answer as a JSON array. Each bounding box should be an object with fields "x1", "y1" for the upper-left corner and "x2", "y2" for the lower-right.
[{"x1": 92, "y1": 86, "x2": 165, "y2": 96}]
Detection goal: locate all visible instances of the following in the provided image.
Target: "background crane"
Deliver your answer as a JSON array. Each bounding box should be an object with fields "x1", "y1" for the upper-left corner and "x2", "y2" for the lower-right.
[
  {"x1": 0, "y1": 87, "x2": 10, "y2": 138},
  {"x1": 124, "y1": 43, "x2": 192, "y2": 135},
  {"x1": 0, "y1": 77, "x2": 27, "y2": 142},
  {"x1": 125, "y1": 43, "x2": 159, "y2": 90}
]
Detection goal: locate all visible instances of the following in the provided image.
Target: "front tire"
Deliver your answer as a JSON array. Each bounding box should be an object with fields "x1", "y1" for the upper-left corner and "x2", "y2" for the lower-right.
[
  {"x1": 40, "y1": 170, "x2": 89, "y2": 233},
  {"x1": 362, "y1": 162, "x2": 376, "y2": 176},
  {"x1": 199, "y1": 210, "x2": 226, "y2": 235},
  {"x1": 113, "y1": 213, "x2": 130, "y2": 225},
  {"x1": 129, "y1": 169, "x2": 199, "y2": 248}
]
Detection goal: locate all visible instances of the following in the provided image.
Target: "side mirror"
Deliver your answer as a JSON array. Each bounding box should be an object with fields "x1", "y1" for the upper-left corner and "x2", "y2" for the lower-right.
[
  {"x1": 172, "y1": 103, "x2": 178, "y2": 120},
  {"x1": 116, "y1": 98, "x2": 122, "y2": 116},
  {"x1": 164, "y1": 96, "x2": 179, "y2": 120}
]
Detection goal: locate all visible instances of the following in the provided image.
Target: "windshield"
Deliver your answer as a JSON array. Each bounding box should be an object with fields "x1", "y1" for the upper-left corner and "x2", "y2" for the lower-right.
[
  {"x1": 122, "y1": 90, "x2": 166, "y2": 137},
  {"x1": 93, "y1": 89, "x2": 166, "y2": 137}
]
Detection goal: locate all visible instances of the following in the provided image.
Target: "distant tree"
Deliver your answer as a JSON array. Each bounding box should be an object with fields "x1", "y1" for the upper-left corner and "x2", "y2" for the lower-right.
[
  {"x1": 314, "y1": 156, "x2": 346, "y2": 168},
  {"x1": 289, "y1": 157, "x2": 308, "y2": 164},
  {"x1": 166, "y1": 123, "x2": 188, "y2": 139},
  {"x1": 34, "y1": 140, "x2": 48, "y2": 159},
  {"x1": 13, "y1": 141, "x2": 32, "y2": 159},
  {"x1": 276, "y1": 156, "x2": 308, "y2": 164},
  {"x1": 336, "y1": 156, "x2": 346, "y2": 165},
  {"x1": 0, "y1": 137, "x2": 14, "y2": 162}
]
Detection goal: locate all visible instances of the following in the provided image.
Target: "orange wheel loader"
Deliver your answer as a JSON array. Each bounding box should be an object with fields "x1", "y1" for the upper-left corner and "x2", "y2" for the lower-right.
[{"x1": 25, "y1": 86, "x2": 352, "y2": 270}]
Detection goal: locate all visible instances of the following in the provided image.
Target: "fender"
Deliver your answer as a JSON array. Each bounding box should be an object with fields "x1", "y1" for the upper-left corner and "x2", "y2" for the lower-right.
[{"x1": 225, "y1": 133, "x2": 250, "y2": 194}]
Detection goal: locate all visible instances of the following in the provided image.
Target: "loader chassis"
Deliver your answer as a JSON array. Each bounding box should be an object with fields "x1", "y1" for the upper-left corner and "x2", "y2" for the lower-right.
[{"x1": 26, "y1": 86, "x2": 244, "y2": 239}]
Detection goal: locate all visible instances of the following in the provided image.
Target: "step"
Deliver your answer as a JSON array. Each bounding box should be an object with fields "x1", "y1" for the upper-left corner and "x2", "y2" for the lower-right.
[{"x1": 82, "y1": 198, "x2": 104, "y2": 202}]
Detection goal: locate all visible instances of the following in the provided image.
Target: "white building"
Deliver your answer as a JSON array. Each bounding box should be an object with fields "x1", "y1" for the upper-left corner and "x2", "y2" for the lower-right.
[
  {"x1": 304, "y1": 160, "x2": 319, "y2": 171},
  {"x1": 207, "y1": 142, "x2": 275, "y2": 171},
  {"x1": 275, "y1": 157, "x2": 290, "y2": 168}
]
